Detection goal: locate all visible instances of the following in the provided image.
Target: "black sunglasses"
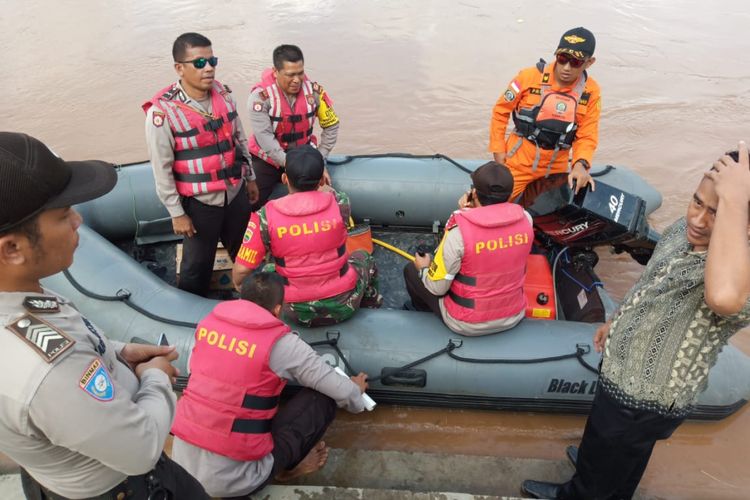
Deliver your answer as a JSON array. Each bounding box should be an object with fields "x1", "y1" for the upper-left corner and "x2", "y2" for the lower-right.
[
  {"x1": 555, "y1": 53, "x2": 585, "y2": 69},
  {"x1": 177, "y1": 56, "x2": 218, "y2": 69}
]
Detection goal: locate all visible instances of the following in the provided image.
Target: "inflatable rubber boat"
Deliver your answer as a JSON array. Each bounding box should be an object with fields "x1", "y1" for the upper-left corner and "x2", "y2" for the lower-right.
[{"x1": 41, "y1": 154, "x2": 750, "y2": 420}]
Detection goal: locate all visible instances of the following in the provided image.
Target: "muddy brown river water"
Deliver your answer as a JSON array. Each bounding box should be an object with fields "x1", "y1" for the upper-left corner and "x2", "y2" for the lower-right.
[{"x1": 4, "y1": 1, "x2": 750, "y2": 497}]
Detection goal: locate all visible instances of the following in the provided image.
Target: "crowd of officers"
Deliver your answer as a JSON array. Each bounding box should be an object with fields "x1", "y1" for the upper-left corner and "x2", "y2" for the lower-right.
[{"x1": 0, "y1": 25, "x2": 749, "y2": 500}]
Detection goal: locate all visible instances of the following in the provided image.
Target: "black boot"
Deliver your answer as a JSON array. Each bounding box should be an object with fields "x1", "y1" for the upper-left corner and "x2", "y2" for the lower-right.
[{"x1": 521, "y1": 480, "x2": 562, "y2": 499}]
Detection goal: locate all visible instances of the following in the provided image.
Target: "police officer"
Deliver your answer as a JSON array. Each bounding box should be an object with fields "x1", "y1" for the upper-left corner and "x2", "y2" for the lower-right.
[
  {"x1": 231, "y1": 145, "x2": 380, "y2": 327},
  {"x1": 247, "y1": 44, "x2": 340, "y2": 210},
  {"x1": 144, "y1": 32, "x2": 259, "y2": 297},
  {"x1": 0, "y1": 132, "x2": 209, "y2": 499},
  {"x1": 403, "y1": 162, "x2": 534, "y2": 336}
]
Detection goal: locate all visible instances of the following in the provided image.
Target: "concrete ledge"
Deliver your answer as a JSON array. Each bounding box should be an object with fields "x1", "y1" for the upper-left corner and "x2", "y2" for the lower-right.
[{"x1": 251, "y1": 486, "x2": 516, "y2": 499}]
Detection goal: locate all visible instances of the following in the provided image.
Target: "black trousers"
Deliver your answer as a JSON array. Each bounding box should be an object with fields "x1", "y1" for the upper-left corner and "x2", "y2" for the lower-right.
[
  {"x1": 223, "y1": 388, "x2": 337, "y2": 499},
  {"x1": 250, "y1": 155, "x2": 284, "y2": 211},
  {"x1": 179, "y1": 188, "x2": 250, "y2": 297},
  {"x1": 403, "y1": 263, "x2": 442, "y2": 317},
  {"x1": 20, "y1": 454, "x2": 209, "y2": 500},
  {"x1": 558, "y1": 386, "x2": 685, "y2": 500}
]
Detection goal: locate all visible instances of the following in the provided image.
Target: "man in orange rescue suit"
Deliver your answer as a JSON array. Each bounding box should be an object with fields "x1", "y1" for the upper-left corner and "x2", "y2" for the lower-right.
[
  {"x1": 247, "y1": 44, "x2": 340, "y2": 210},
  {"x1": 171, "y1": 271, "x2": 369, "y2": 498},
  {"x1": 403, "y1": 162, "x2": 534, "y2": 336},
  {"x1": 232, "y1": 145, "x2": 380, "y2": 327},
  {"x1": 144, "y1": 32, "x2": 259, "y2": 297},
  {"x1": 489, "y1": 27, "x2": 601, "y2": 200}
]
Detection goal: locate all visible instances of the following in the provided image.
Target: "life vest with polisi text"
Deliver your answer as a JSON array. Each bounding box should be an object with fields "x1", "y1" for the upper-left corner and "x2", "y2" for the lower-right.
[
  {"x1": 443, "y1": 203, "x2": 533, "y2": 323},
  {"x1": 265, "y1": 191, "x2": 357, "y2": 303},
  {"x1": 512, "y1": 61, "x2": 587, "y2": 151},
  {"x1": 143, "y1": 81, "x2": 242, "y2": 197},
  {"x1": 171, "y1": 300, "x2": 290, "y2": 461},
  {"x1": 248, "y1": 67, "x2": 319, "y2": 168}
]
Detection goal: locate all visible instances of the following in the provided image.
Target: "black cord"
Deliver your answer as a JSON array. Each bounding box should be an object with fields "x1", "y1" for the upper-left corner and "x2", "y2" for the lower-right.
[{"x1": 62, "y1": 269, "x2": 199, "y2": 329}]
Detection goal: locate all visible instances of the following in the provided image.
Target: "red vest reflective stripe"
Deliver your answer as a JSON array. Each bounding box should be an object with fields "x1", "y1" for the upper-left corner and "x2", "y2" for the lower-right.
[
  {"x1": 171, "y1": 300, "x2": 290, "y2": 461},
  {"x1": 444, "y1": 204, "x2": 534, "y2": 323},
  {"x1": 265, "y1": 191, "x2": 357, "y2": 303},
  {"x1": 248, "y1": 68, "x2": 318, "y2": 168},
  {"x1": 143, "y1": 81, "x2": 241, "y2": 196}
]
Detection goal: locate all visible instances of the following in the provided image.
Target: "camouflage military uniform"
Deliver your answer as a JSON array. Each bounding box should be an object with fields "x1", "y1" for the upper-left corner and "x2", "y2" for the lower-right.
[{"x1": 240, "y1": 190, "x2": 382, "y2": 327}]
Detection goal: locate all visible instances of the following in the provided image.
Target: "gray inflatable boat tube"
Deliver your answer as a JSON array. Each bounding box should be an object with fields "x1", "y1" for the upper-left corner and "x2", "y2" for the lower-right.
[{"x1": 42, "y1": 156, "x2": 749, "y2": 420}]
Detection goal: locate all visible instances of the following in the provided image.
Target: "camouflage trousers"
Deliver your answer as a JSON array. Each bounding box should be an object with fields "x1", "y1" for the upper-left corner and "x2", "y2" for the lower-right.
[{"x1": 262, "y1": 250, "x2": 382, "y2": 327}]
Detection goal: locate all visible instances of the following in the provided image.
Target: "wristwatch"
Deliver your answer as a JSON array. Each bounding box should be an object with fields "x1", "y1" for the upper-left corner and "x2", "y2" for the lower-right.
[{"x1": 575, "y1": 159, "x2": 591, "y2": 171}]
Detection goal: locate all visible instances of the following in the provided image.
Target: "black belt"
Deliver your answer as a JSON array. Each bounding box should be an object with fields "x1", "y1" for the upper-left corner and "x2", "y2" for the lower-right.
[
  {"x1": 231, "y1": 418, "x2": 273, "y2": 434},
  {"x1": 448, "y1": 290, "x2": 475, "y2": 309},
  {"x1": 279, "y1": 128, "x2": 313, "y2": 144},
  {"x1": 172, "y1": 162, "x2": 243, "y2": 183},
  {"x1": 174, "y1": 140, "x2": 232, "y2": 161},
  {"x1": 173, "y1": 111, "x2": 238, "y2": 138},
  {"x1": 242, "y1": 393, "x2": 279, "y2": 410},
  {"x1": 453, "y1": 273, "x2": 477, "y2": 286}
]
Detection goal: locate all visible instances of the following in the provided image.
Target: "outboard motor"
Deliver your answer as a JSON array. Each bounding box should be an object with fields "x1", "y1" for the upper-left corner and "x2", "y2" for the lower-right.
[{"x1": 523, "y1": 174, "x2": 659, "y2": 265}]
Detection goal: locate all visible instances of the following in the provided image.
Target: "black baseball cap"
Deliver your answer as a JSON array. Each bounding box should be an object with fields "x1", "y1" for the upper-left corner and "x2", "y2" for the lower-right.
[
  {"x1": 471, "y1": 161, "x2": 514, "y2": 202},
  {"x1": 285, "y1": 145, "x2": 325, "y2": 189},
  {"x1": 555, "y1": 27, "x2": 596, "y2": 60},
  {"x1": 0, "y1": 132, "x2": 117, "y2": 232}
]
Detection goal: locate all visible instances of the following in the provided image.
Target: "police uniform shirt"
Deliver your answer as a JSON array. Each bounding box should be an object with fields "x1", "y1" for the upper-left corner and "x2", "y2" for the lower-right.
[
  {"x1": 0, "y1": 290, "x2": 176, "y2": 499},
  {"x1": 145, "y1": 81, "x2": 255, "y2": 219},
  {"x1": 247, "y1": 85, "x2": 340, "y2": 167}
]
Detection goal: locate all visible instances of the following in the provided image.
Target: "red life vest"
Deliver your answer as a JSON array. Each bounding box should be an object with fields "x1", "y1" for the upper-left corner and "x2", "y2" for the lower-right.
[
  {"x1": 171, "y1": 300, "x2": 290, "y2": 462},
  {"x1": 265, "y1": 191, "x2": 357, "y2": 303},
  {"x1": 511, "y1": 61, "x2": 587, "y2": 152},
  {"x1": 247, "y1": 67, "x2": 318, "y2": 168},
  {"x1": 143, "y1": 81, "x2": 242, "y2": 196},
  {"x1": 443, "y1": 204, "x2": 534, "y2": 323}
]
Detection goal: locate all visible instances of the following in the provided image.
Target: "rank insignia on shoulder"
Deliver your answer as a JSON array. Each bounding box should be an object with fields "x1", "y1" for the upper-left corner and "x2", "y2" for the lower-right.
[
  {"x1": 542, "y1": 73, "x2": 550, "y2": 84},
  {"x1": 23, "y1": 296, "x2": 60, "y2": 313},
  {"x1": 79, "y1": 358, "x2": 114, "y2": 402},
  {"x1": 223, "y1": 83, "x2": 232, "y2": 94},
  {"x1": 312, "y1": 82, "x2": 321, "y2": 93},
  {"x1": 259, "y1": 90, "x2": 269, "y2": 101},
  {"x1": 152, "y1": 111, "x2": 165, "y2": 127},
  {"x1": 252, "y1": 102, "x2": 263, "y2": 112},
  {"x1": 6, "y1": 314, "x2": 75, "y2": 363}
]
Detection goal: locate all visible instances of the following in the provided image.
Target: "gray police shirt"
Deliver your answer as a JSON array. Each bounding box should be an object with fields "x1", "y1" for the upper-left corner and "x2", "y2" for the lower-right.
[{"x1": 0, "y1": 289, "x2": 176, "y2": 499}]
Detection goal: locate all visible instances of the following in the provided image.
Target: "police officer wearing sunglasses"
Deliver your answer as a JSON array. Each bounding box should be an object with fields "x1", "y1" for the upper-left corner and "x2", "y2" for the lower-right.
[
  {"x1": 0, "y1": 132, "x2": 210, "y2": 499},
  {"x1": 489, "y1": 27, "x2": 600, "y2": 201},
  {"x1": 144, "y1": 32, "x2": 260, "y2": 297}
]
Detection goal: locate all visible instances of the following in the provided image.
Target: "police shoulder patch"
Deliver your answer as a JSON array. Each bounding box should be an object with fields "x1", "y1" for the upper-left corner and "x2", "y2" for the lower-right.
[
  {"x1": 6, "y1": 314, "x2": 75, "y2": 363},
  {"x1": 23, "y1": 296, "x2": 60, "y2": 313},
  {"x1": 79, "y1": 358, "x2": 114, "y2": 402},
  {"x1": 259, "y1": 90, "x2": 269, "y2": 101},
  {"x1": 252, "y1": 102, "x2": 263, "y2": 112},
  {"x1": 152, "y1": 111, "x2": 165, "y2": 127}
]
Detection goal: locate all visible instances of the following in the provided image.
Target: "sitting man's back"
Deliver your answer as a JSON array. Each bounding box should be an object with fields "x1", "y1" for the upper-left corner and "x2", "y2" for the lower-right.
[
  {"x1": 232, "y1": 145, "x2": 380, "y2": 326},
  {"x1": 404, "y1": 161, "x2": 534, "y2": 335}
]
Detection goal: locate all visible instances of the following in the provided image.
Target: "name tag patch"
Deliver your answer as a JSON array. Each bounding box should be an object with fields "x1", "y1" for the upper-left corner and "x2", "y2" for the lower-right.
[
  {"x1": 6, "y1": 314, "x2": 74, "y2": 363},
  {"x1": 79, "y1": 359, "x2": 114, "y2": 402}
]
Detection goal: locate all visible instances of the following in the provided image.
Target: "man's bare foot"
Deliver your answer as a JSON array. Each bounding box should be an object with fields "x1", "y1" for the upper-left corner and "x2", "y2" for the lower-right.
[{"x1": 275, "y1": 441, "x2": 329, "y2": 482}]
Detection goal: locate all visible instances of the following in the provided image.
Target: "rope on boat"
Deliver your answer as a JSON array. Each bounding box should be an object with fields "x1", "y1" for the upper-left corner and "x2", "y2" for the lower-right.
[
  {"x1": 328, "y1": 152, "x2": 474, "y2": 174},
  {"x1": 372, "y1": 238, "x2": 415, "y2": 262},
  {"x1": 62, "y1": 269, "x2": 199, "y2": 329}
]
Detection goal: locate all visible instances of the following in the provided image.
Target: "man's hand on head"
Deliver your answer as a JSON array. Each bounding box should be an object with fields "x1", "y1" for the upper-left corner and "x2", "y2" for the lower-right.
[{"x1": 706, "y1": 140, "x2": 750, "y2": 206}]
